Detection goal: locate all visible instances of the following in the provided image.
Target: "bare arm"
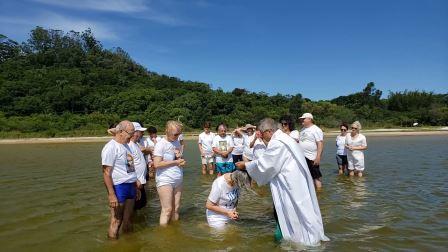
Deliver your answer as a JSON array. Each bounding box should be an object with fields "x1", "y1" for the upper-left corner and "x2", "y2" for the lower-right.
[
  {"x1": 153, "y1": 156, "x2": 185, "y2": 169},
  {"x1": 198, "y1": 143, "x2": 204, "y2": 156},
  {"x1": 205, "y1": 200, "x2": 239, "y2": 220},
  {"x1": 102, "y1": 165, "x2": 118, "y2": 208},
  {"x1": 314, "y1": 141, "x2": 324, "y2": 166}
]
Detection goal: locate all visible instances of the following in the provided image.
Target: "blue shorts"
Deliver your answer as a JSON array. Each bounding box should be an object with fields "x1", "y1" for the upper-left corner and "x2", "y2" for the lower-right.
[
  {"x1": 113, "y1": 183, "x2": 136, "y2": 203},
  {"x1": 215, "y1": 162, "x2": 236, "y2": 174}
]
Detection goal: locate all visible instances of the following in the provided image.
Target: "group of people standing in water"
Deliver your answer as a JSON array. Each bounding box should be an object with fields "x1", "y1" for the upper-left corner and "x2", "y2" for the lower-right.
[{"x1": 100, "y1": 113, "x2": 367, "y2": 246}]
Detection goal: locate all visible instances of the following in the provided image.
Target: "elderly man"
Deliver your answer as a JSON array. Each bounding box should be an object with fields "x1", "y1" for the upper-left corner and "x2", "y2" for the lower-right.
[
  {"x1": 101, "y1": 120, "x2": 141, "y2": 239},
  {"x1": 130, "y1": 122, "x2": 150, "y2": 210},
  {"x1": 299, "y1": 113, "x2": 324, "y2": 189},
  {"x1": 236, "y1": 118, "x2": 328, "y2": 246}
]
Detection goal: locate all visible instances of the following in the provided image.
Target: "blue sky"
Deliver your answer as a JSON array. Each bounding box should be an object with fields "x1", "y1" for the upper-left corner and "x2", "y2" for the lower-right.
[{"x1": 1, "y1": 0, "x2": 447, "y2": 100}]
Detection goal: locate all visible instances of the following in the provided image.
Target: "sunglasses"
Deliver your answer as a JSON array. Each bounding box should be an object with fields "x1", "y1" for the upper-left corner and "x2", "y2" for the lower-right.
[
  {"x1": 351, "y1": 127, "x2": 358, "y2": 130},
  {"x1": 340, "y1": 128, "x2": 347, "y2": 131}
]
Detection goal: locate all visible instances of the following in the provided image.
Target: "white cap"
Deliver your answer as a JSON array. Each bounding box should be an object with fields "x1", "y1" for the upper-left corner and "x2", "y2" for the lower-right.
[
  {"x1": 299, "y1": 113, "x2": 313, "y2": 119},
  {"x1": 132, "y1": 122, "x2": 147, "y2": 131}
]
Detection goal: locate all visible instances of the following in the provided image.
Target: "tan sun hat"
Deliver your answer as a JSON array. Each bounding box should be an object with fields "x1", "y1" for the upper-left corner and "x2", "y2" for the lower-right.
[{"x1": 243, "y1": 124, "x2": 256, "y2": 130}]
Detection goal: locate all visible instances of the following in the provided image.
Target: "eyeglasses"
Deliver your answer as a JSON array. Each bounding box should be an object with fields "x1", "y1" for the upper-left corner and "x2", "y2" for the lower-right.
[
  {"x1": 123, "y1": 130, "x2": 135, "y2": 136},
  {"x1": 340, "y1": 128, "x2": 347, "y2": 131},
  {"x1": 281, "y1": 122, "x2": 288, "y2": 126}
]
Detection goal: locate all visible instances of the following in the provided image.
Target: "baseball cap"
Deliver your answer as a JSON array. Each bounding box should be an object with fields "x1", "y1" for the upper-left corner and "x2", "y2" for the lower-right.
[
  {"x1": 299, "y1": 113, "x2": 314, "y2": 119},
  {"x1": 132, "y1": 122, "x2": 147, "y2": 131}
]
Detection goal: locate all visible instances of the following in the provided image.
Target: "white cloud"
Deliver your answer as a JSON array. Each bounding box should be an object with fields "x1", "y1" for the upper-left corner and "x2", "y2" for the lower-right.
[
  {"x1": 32, "y1": 0, "x2": 148, "y2": 13},
  {"x1": 31, "y1": 0, "x2": 191, "y2": 27},
  {"x1": 0, "y1": 12, "x2": 118, "y2": 40}
]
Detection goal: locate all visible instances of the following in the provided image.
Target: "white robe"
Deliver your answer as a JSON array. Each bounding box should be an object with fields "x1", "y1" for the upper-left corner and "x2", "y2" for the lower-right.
[{"x1": 246, "y1": 129, "x2": 329, "y2": 246}]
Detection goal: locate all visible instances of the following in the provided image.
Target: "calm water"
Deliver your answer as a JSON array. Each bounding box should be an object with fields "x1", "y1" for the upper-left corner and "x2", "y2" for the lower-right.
[{"x1": 1, "y1": 135, "x2": 447, "y2": 251}]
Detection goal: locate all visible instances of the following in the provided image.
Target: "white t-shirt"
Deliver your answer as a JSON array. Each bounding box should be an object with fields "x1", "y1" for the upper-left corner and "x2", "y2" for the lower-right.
[
  {"x1": 198, "y1": 132, "x2": 215, "y2": 156},
  {"x1": 129, "y1": 141, "x2": 148, "y2": 185},
  {"x1": 231, "y1": 135, "x2": 245, "y2": 155},
  {"x1": 243, "y1": 133, "x2": 255, "y2": 160},
  {"x1": 346, "y1": 134, "x2": 367, "y2": 157},
  {"x1": 153, "y1": 138, "x2": 183, "y2": 184},
  {"x1": 253, "y1": 139, "x2": 267, "y2": 160},
  {"x1": 212, "y1": 135, "x2": 234, "y2": 163},
  {"x1": 101, "y1": 139, "x2": 137, "y2": 185},
  {"x1": 336, "y1": 135, "x2": 347, "y2": 156},
  {"x1": 289, "y1": 130, "x2": 300, "y2": 142},
  {"x1": 299, "y1": 125, "x2": 324, "y2": 160},
  {"x1": 143, "y1": 136, "x2": 163, "y2": 148},
  {"x1": 206, "y1": 176, "x2": 240, "y2": 228}
]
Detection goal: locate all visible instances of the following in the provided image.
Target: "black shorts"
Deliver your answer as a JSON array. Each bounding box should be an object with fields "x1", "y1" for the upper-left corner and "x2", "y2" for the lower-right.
[
  {"x1": 232, "y1": 154, "x2": 243, "y2": 164},
  {"x1": 305, "y1": 157, "x2": 322, "y2": 180},
  {"x1": 336, "y1": 155, "x2": 348, "y2": 166},
  {"x1": 134, "y1": 185, "x2": 147, "y2": 210}
]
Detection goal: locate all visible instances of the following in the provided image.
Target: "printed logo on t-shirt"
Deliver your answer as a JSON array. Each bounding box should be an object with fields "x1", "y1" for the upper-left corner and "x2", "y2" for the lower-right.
[
  {"x1": 224, "y1": 188, "x2": 239, "y2": 209},
  {"x1": 126, "y1": 153, "x2": 135, "y2": 173},
  {"x1": 219, "y1": 140, "x2": 228, "y2": 151}
]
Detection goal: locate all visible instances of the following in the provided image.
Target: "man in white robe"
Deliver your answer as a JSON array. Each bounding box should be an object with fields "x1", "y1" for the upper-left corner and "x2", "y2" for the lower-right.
[{"x1": 236, "y1": 118, "x2": 329, "y2": 246}]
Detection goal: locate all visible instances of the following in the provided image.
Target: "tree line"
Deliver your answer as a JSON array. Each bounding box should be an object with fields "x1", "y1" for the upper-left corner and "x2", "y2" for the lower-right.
[{"x1": 0, "y1": 27, "x2": 447, "y2": 137}]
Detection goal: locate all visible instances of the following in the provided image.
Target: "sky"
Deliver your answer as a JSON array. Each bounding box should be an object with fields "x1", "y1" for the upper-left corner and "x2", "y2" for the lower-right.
[{"x1": 1, "y1": 0, "x2": 447, "y2": 100}]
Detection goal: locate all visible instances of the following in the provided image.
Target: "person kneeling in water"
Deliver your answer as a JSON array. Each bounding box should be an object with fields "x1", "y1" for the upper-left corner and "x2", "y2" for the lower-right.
[{"x1": 205, "y1": 170, "x2": 251, "y2": 229}]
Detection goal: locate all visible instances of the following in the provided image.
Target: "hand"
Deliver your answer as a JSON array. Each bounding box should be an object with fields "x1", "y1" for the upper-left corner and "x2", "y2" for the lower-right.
[
  {"x1": 227, "y1": 209, "x2": 239, "y2": 220},
  {"x1": 135, "y1": 188, "x2": 141, "y2": 201},
  {"x1": 255, "y1": 130, "x2": 262, "y2": 139},
  {"x1": 313, "y1": 157, "x2": 321, "y2": 166},
  {"x1": 108, "y1": 193, "x2": 118, "y2": 208},
  {"x1": 222, "y1": 152, "x2": 228, "y2": 158},
  {"x1": 136, "y1": 180, "x2": 142, "y2": 189},
  {"x1": 177, "y1": 158, "x2": 186, "y2": 167},
  {"x1": 235, "y1": 161, "x2": 246, "y2": 170}
]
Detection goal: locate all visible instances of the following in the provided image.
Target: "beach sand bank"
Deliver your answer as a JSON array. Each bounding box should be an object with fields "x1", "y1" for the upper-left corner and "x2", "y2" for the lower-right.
[{"x1": 0, "y1": 128, "x2": 447, "y2": 144}]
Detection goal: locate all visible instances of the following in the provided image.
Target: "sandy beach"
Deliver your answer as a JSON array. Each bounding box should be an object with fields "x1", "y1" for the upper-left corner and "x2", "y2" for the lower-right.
[{"x1": 0, "y1": 128, "x2": 447, "y2": 144}]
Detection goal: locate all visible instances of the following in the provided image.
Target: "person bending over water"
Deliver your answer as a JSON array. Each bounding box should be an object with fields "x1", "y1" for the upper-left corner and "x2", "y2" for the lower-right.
[{"x1": 205, "y1": 170, "x2": 251, "y2": 229}]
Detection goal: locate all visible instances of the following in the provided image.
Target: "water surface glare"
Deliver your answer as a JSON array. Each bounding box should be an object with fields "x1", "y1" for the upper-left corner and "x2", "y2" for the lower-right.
[{"x1": 1, "y1": 135, "x2": 447, "y2": 251}]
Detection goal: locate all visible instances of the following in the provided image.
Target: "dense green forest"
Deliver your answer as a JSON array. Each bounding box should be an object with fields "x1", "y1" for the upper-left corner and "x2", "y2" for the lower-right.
[{"x1": 0, "y1": 27, "x2": 447, "y2": 137}]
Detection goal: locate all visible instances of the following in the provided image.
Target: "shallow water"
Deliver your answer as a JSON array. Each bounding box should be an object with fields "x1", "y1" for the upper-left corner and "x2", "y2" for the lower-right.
[{"x1": 0, "y1": 135, "x2": 447, "y2": 251}]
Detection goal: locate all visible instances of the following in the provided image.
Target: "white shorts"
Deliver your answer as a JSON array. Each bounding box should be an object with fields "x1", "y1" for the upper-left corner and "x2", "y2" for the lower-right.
[
  {"x1": 156, "y1": 176, "x2": 183, "y2": 188},
  {"x1": 348, "y1": 155, "x2": 365, "y2": 171},
  {"x1": 201, "y1": 155, "x2": 214, "y2": 165}
]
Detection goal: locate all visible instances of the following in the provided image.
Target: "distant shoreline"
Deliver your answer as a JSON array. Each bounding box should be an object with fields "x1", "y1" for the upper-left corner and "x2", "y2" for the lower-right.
[{"x1": 0, "y1": 128, "x2": 447, "y2": 144}]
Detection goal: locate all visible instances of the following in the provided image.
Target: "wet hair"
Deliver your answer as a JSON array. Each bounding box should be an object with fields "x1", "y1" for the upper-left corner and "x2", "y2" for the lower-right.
[
  {"x1": 352, "y1": 121, "x2": 362, "y2": 130},
  {"x1": 340, "y1": 123, "x2": 349, "y2": 130},
  {"x1": 203, "y1": 121, "x2": 211, "y2": 128},
  {"x1": 279, "y1": 115, "x2": 295, "y2": 131},
  {"x1": 230, "y1": 170, "x2": 252, "y2": 189},
  {"x1": 147, "y1": 126, "x2": 157, "y2": 134},
  {"x1": 258, "y1": 118, "x2": 278, "y2": 132},
  {"x1": 216, "y1": 122, "x2": 227, "y2": 132}
]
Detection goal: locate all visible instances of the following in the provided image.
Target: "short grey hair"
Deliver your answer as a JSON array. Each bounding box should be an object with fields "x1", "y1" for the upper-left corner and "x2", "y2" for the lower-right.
[
  {"x1": 352, "y1": 121, "x2": 362, "y2": 130},
  {"x1": 258, "y1": 118, "x2": 279, "y2": 132},
  {"x1": 115, "y1": 120, "x2": 132, "y2": 131}
]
